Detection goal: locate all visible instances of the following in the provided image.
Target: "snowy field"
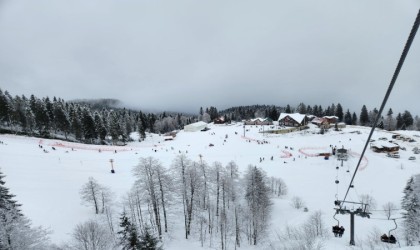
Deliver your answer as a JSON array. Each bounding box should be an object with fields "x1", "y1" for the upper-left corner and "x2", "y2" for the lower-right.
[{"x1": 1, "y1": 123, "x2": 420, "y2": 249}]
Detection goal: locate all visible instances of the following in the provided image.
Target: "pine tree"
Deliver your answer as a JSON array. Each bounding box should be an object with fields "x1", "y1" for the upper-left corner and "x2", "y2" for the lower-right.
[
  {"x1": 0, "y1": 169, "x2": 50, "y2": 248},
  {"x1": 138, "y1": 226, "x2": 162, "y2": 250},
  {"x1": 401, "y1": 175, "x2": 420, "y2": 245},
  {"x1": 344, "y1": 110, "x2": 352, "y2": 125},
  {"x1": 306, "y1": 105, "x2": 312, "y2": 115},
  {"x1": 335, "y1": 103, "x2": 344, "y2": 122},
  {"x1": 0, "y1": 89, "x2": 12, "y2": 126},
  {"x1": 81, "y1": 108, "x2": 97, "y2": 143},
  {"x1": 359, "y1": 105, "x2": 369, "y2": 126},
  {"x1": 0, "y1": 170, "x2": 21, "y2": 214},
  {"x1": 118, "y1": 212, "x2": 140, "y2": 250},
  {"x1": 109, "y1": 111, "x2": 123, "y2": 143},
  {"x1": 52, "y1": 99, "x2": 67, "y2": 135},
  {"x1": 285, "y1": 104, "x2": 291, "y2": 114},
  {"x1": 325, "y1": 106, "x2": 332, "y2": 116},
  {"x1": 396, "y1": 113, "x2": 404, "y2": 130},
  {"x1": 69, "y1": 106, "x2": 82, "y2": 140},
  {"x1": 402, "y1": 110, "x2": 414, "y2": 129},
  {"x1": 10, "y1": 95, "x2": 27, "y2": 130},
  {"x1": 297, "y1": 103, "x2": 306, "y2": 114},
  {"x1": 386, "y1": 108, "x2": 394, "y2": 131},
  {"x1": 313, "y1": 105, "x2": 319, "y2": 117},
  {"x1": 94, "y1": 111, "x2": 107, "y2": 141},
  {"x1": 352, "y1": 112, "x2": 358, "y2": 125}
]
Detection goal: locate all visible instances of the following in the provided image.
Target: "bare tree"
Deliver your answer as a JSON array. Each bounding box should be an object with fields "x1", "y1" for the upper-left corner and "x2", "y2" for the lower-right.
[
  {"x1": 291, "y1": 196, "x2": 305, "y2": 210},
  {"x1": 303, "y1": 210, "x2": 327, "y2": 238},
  {"x1": 382, "y1": 202, "x2": 398, "y2": 220},
  {"x1": 171, "y1": 154, "x2": 203, "y2": 239},
  {"x1": 80, "y1": 177, "x2": 112, "y2": 214},
  {"x1": 132, "y1": 157, "x2": 162, "y2": 237},
  {"x1": 172, "y1": 154, "x2": 191, "y2": 239},
  {"x1": 270, "y1": 177, "x2": 288, "y2": 197},
  {"x1": 274, "y1": 211, "x2": 326, "y2": 250},
  {"x1": 244, "y1": 165, "x2": 271, "y2": 245},
  {"x1": 359, "y1": 194, "x2": 377, "y2": 213},
  {"x1": 80, "y1": 177, "x2": 101, "y2": 214},
  {"x1": 71, "y1": 220, "x2": 113, "y2": 250},
  {"x1": 155, "y1": 164, "x2": 171, "y2": 233}
]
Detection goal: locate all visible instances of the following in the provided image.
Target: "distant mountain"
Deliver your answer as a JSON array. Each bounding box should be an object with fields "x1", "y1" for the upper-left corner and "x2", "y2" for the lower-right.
[{"x1": 70, "y1": 98, "x2": 123, "y2": 110}]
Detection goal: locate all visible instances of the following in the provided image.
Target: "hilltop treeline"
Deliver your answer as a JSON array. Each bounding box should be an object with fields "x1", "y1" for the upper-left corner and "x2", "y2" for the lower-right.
[
  {"x1": 217, "y1": 103, "x2": 420, "y2": 131},
  {"x1": 0, "y1": 89, "x2": 194, "y2": 144},
  {"x1": 2, "y1": 88, "x2": 420, "y2": 144}
]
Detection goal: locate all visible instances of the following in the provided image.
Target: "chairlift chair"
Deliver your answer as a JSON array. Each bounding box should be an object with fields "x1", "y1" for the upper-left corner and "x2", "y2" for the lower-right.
[{"x1": 380, "y1": 219, "x2": 397, "y2": 244}]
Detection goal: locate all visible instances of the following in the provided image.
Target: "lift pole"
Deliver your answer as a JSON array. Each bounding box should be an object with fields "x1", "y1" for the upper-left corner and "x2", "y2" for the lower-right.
[
  {"x1": 350, "y1": 212, "x2": 355, "y2": 245},
  {"x1": 335, "y1": 201, "x2": 370, "y2": 246}
]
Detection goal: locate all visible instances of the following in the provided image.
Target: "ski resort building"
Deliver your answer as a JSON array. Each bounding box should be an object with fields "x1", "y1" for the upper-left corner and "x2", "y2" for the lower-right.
[
  {"x1": 278, "y1": 113, "x2": 308, "y2": 127},
  {"x1": 184, "y1": 121, "x2": 208, "y2": 132},
  {"x1": 213, "y1": 117, "x2": 226, "y2": 124},
  {"x1": 311, "y1": 117, "x2": 329, "y2": 128},
  {"x1": 370, "y1": 141, "x2": 400, "y2": 153},
  {"x1": 323, "y1": 116, "x2": 338, "y2": 124},
  {"x1": 244, "y1": 118, "x2": 273, "y2": 125}
]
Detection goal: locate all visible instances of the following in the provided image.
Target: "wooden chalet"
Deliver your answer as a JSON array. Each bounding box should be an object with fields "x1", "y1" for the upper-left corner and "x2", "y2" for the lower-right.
[
  {"x1": 278, "y1": 113, "x2": 308, "y2": 127},
  {"x1": 213, "y1": 117, "x2": 225, "y2": 124},
  {"x1": 323, "y1": 116, "x2": 338, "y2": 124},
  {"x1": 370, "y1": 142, "x2": 400, "y2": 153},
  {"x1": 311, "y1": 117, "x2": 329, "y2": 128},
  {"x1": 244, "y1": 118, "x2": 273, "y2": 126}
]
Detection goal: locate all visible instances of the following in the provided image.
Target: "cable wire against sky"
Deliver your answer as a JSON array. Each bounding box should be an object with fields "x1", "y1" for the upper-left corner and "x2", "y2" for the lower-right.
[{"x1": 340, "y1": 9, "x2": 420, "y2": 207}]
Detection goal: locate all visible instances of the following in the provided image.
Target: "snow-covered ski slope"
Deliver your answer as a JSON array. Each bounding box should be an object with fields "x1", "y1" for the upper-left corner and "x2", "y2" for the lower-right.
[{"x1": 1, "y1": 123, "x2": 419, "y2": 249}]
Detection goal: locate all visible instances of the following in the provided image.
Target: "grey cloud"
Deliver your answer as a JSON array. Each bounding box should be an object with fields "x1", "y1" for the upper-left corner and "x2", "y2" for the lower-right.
[{"x1": 0, "y1": 0, "x2": 419, "y2": 114}]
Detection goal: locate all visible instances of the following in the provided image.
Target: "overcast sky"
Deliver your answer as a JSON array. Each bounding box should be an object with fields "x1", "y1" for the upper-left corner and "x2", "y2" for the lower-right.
[{"x1": 0, "y1": 0, "x2": 419, "y2": 115}]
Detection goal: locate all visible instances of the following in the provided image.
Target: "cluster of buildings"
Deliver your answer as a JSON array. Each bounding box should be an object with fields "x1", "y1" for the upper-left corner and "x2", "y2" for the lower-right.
[
  {"x1": 243, "y1": 113, "x2": 344, "y2": 129},
  {"x1": 183, "y1": 113, "x2": 345, "y2": 133}
]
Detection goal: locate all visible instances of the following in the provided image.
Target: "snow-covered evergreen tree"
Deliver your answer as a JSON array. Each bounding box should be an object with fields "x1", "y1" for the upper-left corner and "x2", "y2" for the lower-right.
[
  {"x1": 386, "y1": 108, "x2": 394, "y2": 131},
  {"x1": 359, "y1": 105, "x2": 369, "y2": 126},
  {"x1": 138, "y1": 226, "x2": 162, "y2": 250},
  {"x1": 335, "y1": 103, "x2": 343, "y2": 122},
  {"x1": 401, "y1": 175, "x2": 420, "y2": 246},
  {"x1": 118, "y1": 211, "x2": 140, "y2": 250},
  {"x1": 344, "y1": 110, "x2": 352, "y2": 125},
  {"x1": 0, "y1": 169, "x2": 50, "y2": 249}
]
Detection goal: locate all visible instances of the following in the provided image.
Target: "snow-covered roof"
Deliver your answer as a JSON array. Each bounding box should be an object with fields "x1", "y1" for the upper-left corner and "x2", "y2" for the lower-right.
[
  {"x1": 187, "y1": 121, "x2": 207, "y2": 127},
  {"x1": 371, "y1": 141, "x2": 399, "y2": 148},
  {"x1": 184, "y1": 121, "x2": 208, "y2": 132},
  {"x1": 278, "y1": 113, "x2": 306, "y2": 123},
  {"x1": 323, "y1": 116, "x2": 338, "y2": 119},
  {"x1": 311, "y1": 117, "x2": 327, "y2": 124},
  {"x1": 249, "y1": 118, "x2": 270, "y2": 122}
]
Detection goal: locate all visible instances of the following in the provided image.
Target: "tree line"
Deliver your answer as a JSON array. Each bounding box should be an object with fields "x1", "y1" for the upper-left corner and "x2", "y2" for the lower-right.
[
  {"x1": 2, "y1": 88, "x2": 420, "y2": 146},
  {"x1": 0, "y1": 89, "x2": 194, "y2": 144},
  {"x1": 218, "y1": 103, "x2": 420, "y2": 131}
]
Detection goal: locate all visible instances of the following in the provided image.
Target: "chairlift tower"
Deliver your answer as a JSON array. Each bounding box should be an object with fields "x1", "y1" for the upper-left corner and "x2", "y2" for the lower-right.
[{"x1": 334, "y1": 200, "x2": 371, "y2": 246}]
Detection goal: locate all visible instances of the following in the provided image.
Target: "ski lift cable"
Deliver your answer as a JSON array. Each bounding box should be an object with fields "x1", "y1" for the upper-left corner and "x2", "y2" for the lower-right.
[
  {"x1": 368, "y1": 217, "x2": 404, "y2": 221},
  {"x1": 369, "y1": 208, "x2": 402, "y2": 212},
  {"x1": 340, "y1": 9, "x2": 420, "y2": 208}
]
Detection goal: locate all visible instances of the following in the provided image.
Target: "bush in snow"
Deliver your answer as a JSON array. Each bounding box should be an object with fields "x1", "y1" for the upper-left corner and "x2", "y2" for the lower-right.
[
  {"x1": 272, "y1": 211, "x2": 327, "y2": 250},
  {"x1": 70, "y1": 219, "x2": 113, "y2": 250},
  {"x1": 290, "y1": 196, "x2": 305, "y2": 210}
]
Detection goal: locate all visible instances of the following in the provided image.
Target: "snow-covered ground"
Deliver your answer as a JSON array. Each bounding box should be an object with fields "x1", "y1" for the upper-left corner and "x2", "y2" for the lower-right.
[{"x1": 1, "y1": 123, "x2": 420, "y2": 249}]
